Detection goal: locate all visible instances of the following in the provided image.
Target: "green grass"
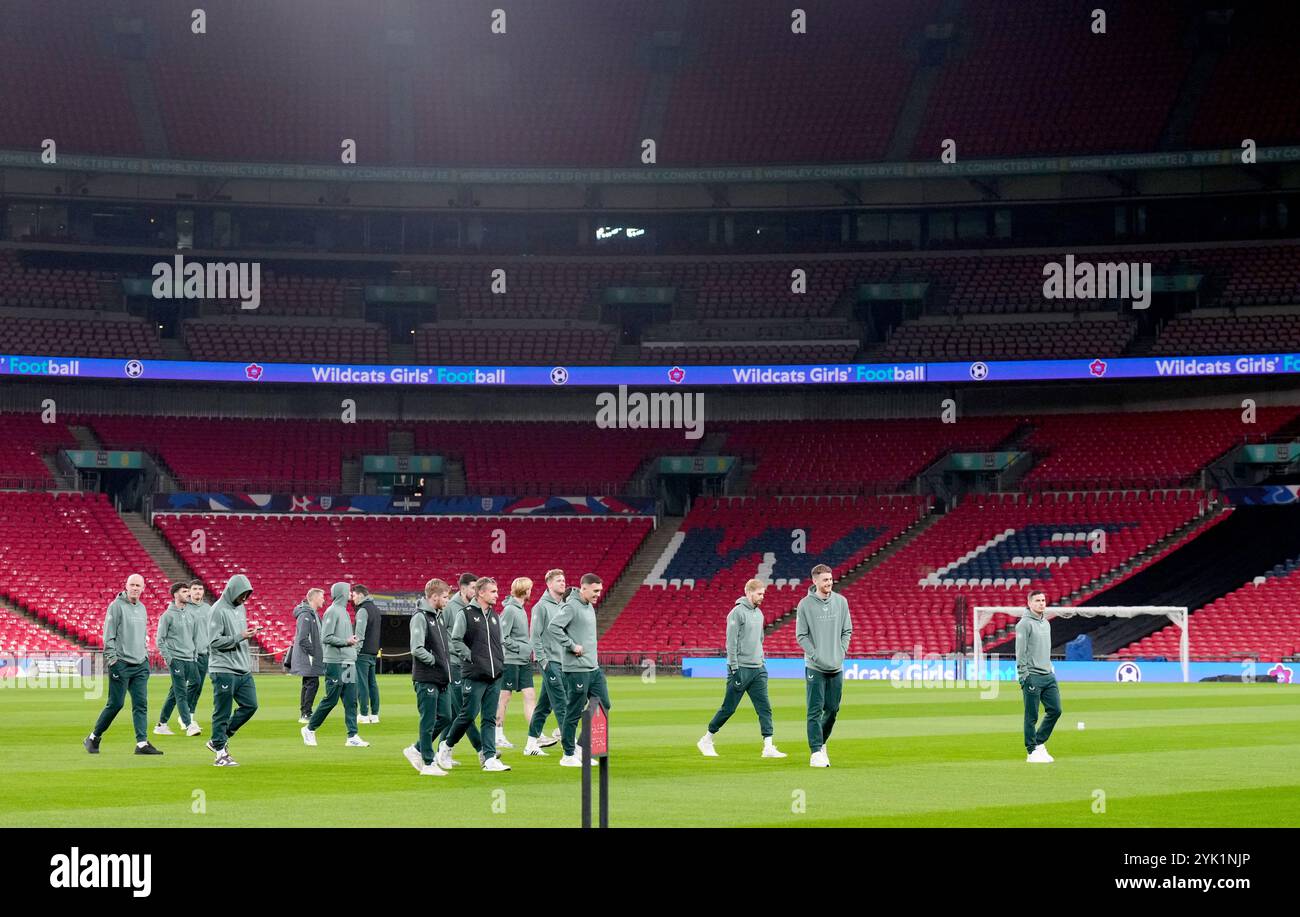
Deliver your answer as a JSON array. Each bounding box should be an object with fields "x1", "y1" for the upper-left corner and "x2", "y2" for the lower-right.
[{"x1": 2, "y1": 675, "x2": 1298, "y2": 826}]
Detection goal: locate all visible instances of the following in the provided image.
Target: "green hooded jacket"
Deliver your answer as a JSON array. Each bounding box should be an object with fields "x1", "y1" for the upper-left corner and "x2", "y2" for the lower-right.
[
  {"x1": 500, "y1": 595, "x2": 533, "y2": 665},
  {"x1": 103, "y1": 591, "x2": 149, "y2": 667},
  {"x1": 156, "y1": 602, "x2": 195, "y2": 663},
  {"x1": 529, "y1": 588, "x2": 567, "y2": 668},
  {"x1": 321, "y1": 582, "x2": 357, "y2": 665},
  {"x1": 187, "y1": 596, "x2": 213, "y2": 656},
  {"x1": 795, "y1": 584, "x2": 852, "y2": 674},
  {"x1": 549, "y1": 588, "x2": 598, "y2": 673},
  {"x1": 725, "y1": 595, "x2": 765, "y2": 670},
  {"x1": 208, "y1": 573, "x2": 254, "y2": 675},
  {"x1": 1015, "y1": 609, "x2": 1055, "y2": 681}
]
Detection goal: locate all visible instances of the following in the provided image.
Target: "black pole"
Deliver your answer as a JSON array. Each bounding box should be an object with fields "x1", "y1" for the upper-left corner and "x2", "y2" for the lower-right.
[
  {"x1": 580, "y1": 702, "x2": 592, "y2": 828},
  {"x1": 599, "y1": 756, "x2": 609, "y2": 828}
]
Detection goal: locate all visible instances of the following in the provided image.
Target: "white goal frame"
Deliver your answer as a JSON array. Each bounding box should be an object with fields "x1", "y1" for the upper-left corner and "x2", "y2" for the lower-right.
[{"x1": 973, "y1": 605, "x2": 1190, "y2": 683}]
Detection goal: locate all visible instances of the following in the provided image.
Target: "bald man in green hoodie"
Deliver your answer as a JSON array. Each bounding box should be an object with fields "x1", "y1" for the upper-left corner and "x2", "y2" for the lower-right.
[
  {"x1": 206, "y1": 573, "x2": 259, "y2": 767},
  {"x1": 85, "y1": 574, "x2": 163, "y2": 756},
  {"x1": 795, "y1": 564, "x2": 852, "y2": 768}
]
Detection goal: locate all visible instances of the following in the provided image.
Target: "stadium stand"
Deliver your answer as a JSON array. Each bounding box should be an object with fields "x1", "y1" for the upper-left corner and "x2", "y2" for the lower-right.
[
  {"x1": 911, "y1": 2, "x2": 1191, "y2": 158},
  {"x1": 414, "y1": 326, "x2": 616, "y2": 365},
  {"x1": 1020, "y1": 407, "x2": 1300, "y2": 491},
  {"x1": 86, "y1": 415, "x2": 391, "y2": 492},
  {"x1": 154, "y1": 512, "x2": 654, "y2": 659},
  {"x1": 1121, "y1": 557, "x2": 1300, "y2": 661},
  {"x1": 0, "y1": 492, "x2": 170, "y2": 665},
  {"x1": 881, "y1": 315, "x2": 1134, "y2": 361},
  {"x1": 0, "y1": 412, "x2": 78, "y2": 488},
  {"x1": 415, "y1": 421, "x2": 691, "y2": 495},
  {"x1": 762, "y1": 489, "x2": 1214, "y2": 656},
  {"x1": 600, "y1": 495, "x2": 928, "y2": 657},
  {"x1": 717, "y1": 417, "x2": 1023, "y2": 495},
  {"x1": 183, "y1": 319, "x2": 389, "y2": 363},
  {"x1": 1153, "y1": 310, "x2": 1300, "y2": 356}
]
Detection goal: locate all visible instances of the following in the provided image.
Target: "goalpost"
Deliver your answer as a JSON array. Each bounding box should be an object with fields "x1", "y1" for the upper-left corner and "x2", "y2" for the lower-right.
[{"x1": 972, "y1": 605, "x2": 1190, "y2": 683}]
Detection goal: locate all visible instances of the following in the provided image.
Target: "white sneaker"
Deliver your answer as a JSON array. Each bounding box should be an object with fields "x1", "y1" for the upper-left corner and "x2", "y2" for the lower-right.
[
  {"x1": 356, "y1": 714, "x2": 370, "y2": 725},
  {"x1": 524, "y1": 738, "x2": 548, "y2": 756},
  {"x1": 536, "y1": 734, "x2": 559, "y2": 748},
  {"x1": 551, "y1": 728, "x2": 562, "y2": 740},
  {"x1": 185, "y1": 722, "x2": 202, "y2": 737},
  {"x1": 153, "y1": 723, "x2": 174, "y2": 736},
  {"x1": 437, "y1": 742, "x2": 460, "y2": 768},
  {"x1": 482, "y1": 757, "x2": 511, "y2": 772},
  {"x1": 810, "y1": 750, "x2": 830, "y2": 768},
  {"x1": 478, "y1": 749, "x2": 486, "y2": 767},
  {"x1": 558, "y1": 754, "x2": 582, "y2": 767},
  {"x1": 297, "y1": 715, "x2": 309, "y2": 725},
  {"x1": 345, "y1": 735, "x2": 370, "y2": 747},
  {"x1": 761, "y1": 744, "x2": 788, "y2": 758},
  {"x1": 1036, "y1": 744, "x2": 1054, "y2": 762},
  {"x1": 300, "y1": 726, "x2": 317, "y2": 747},
  {"x1": 403, "y1": 744, "x2": 424, "y2": 773},
  {"x1": 1027, "y1": 746, "x2": 1054, "y2": 763},
  {"x1": 697, "y1": 734, "x2": 719, "y2": 757},
  {"x1": 496, "y1": 730, "x2": 515, "y2": 749},
  {"x1": 370, "y1": 715, "x2": 380, "y2": 724},
  {"x1": 419, "y1": 762, "x2": 448, "y2": 777}
]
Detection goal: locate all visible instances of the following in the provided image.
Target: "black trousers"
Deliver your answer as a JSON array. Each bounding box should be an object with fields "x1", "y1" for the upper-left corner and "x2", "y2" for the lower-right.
[{"x1": 300, "y1": 676, "x2": 320, "y2": 716}]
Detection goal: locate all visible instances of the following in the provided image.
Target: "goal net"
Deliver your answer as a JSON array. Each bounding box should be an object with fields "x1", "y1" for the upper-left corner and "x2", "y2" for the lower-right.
[{"x1": 973, "y1": 605, "x2": 1190, "y2": 683}]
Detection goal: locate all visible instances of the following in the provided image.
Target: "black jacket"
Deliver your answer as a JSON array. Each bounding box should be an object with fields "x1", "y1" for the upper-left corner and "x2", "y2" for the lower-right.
[
  {"x1": 459, "y1": 602, "x2": 505, "y2": 682},
  {"x1": 356, "y1": 599, "x2": 382, "y2": 656},
  {"x1": 411, "y1": 605, "x2": 452, "y2": 687}
]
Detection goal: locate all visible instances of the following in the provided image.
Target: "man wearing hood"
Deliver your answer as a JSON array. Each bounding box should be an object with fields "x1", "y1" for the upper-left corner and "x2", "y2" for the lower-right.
[
  {"x1": 437, "y1": 572, "x2": 481, "y2": 760},
  {"x1": 795, "y1": 564, "x2": 852, "y2": 768},
  {"x1": 84, "y1": 573, "x2": 163, "y2": 756},
  {"x1": 187, "y1": 580, "x2": 213, "y2": 728},
  {"x1": 404, "y1": 578, "x2": 452, "y2": 776},
  {"x1": 698, "y1": 579, "x2": 786, "y2": 759},
  {"x1": 494, "y1": 576, "x2": 536, "y2": 751},
  {"x1": 154, "y1": 582, "x2": 200, "y2": 737},
  {"x1": 352, "y1": 585, "x2": 382, "y2": 725},
  {"x1": 438, "y1": 577, "x2": 510, "y2": 772},
  {"x1": 550, "y1": 572, "x2": 612, "y2": 768},
  {"x1": 302, "y1": 582, "x2": 368, "y2": 747},
  {"x1": 207, "y1": 573, "x2": 260, "y2": 767},
  {"x1": 286, "y1": 588, "x2": 326, "y2": 723},
  {"x1": 523, "y1": 568, "x2": 566, "y2": 755}
]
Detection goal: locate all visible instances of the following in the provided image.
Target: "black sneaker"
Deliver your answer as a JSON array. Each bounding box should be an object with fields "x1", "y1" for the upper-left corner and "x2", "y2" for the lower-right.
[
  {"x1": 83, "y1": 734, "x2": 100, "y2": 754},
  {"x1": 134, "y1": 742, "x2": 164, "y2": 755}
]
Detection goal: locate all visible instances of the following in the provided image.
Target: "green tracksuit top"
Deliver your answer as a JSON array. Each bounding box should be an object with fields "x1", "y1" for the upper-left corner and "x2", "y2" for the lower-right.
[
  {"x1": 444, "y1": 592, "x2": 472, "y2": 666},
  {"x1": 500, "y1": 596, "x2": 533, "y2": 665},
  {"x1": 156, "y1": 603, "x2": 196, "y2": 663},
  {"x1": 103, "y1": 591, "x2": 149, "y2": 666},
  {"x1": 321, "y1": 582, "x2": 357, "y2": 665},
  {"x1": 188, "y1": 599, "x2": 212, "y2": 655},
  {"x1": 1015, "y1": 609, "x2": 1054, "y2": 680},
  {"x1": 726, "y1": 596, "x2": 765, "y2": 669},
  {"x1": 550, "y1": 590, "x2": 598, "y2": 673},
  {"x1": 529, "y1": 589, "x2": 567, "y2": 667},
  {"x1": 795, "y1": 585, "x2": 853, "y2": 674},
  {"x1": 208, "y1": 573, "x2": 254, "y2": 675}
]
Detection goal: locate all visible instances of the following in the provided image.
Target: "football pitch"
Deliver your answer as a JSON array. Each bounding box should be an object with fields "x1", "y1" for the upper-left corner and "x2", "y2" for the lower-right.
[{"x1": 3, "y1": 675, "x2": 1298, "y2": 827}]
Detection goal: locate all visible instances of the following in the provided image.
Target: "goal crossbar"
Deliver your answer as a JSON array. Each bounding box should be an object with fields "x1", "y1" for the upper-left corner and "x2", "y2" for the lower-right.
[{"x1": 973, "y1": 605, "x2": 1190, "y2": 683}]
